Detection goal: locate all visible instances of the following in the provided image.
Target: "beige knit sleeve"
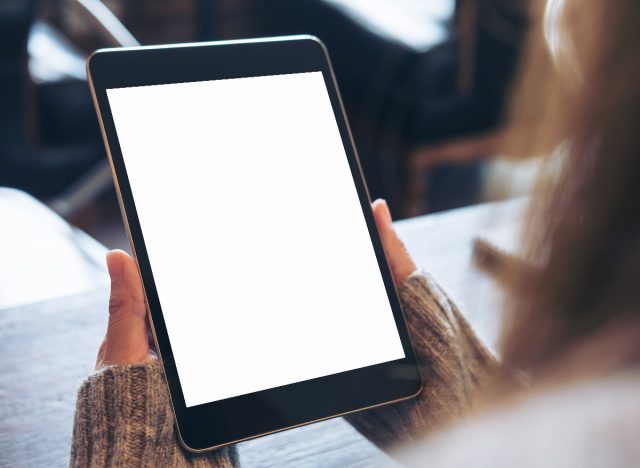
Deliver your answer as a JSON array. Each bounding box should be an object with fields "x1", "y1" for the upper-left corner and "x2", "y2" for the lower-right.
[
  {"x1": 70, "y1": 363, "x2": 238, "y2": 467},
  {"x1": 345, "y1": 272, "x2": 498, "y2": 451}
]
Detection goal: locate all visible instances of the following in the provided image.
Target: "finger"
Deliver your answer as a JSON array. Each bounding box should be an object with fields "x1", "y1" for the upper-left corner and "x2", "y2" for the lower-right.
[
  {"x1": 101, "y1": 250, "x2": 150, "y2": 366},
  {"x1": 372, "y1": 199, "x2": 416, "y2": 284},
  {"x1": 96, "y1": 337, "x2": 107, "y2": 369},
  {"x1": 107, "y1": 250, "x2": 145, "y2": 318}
]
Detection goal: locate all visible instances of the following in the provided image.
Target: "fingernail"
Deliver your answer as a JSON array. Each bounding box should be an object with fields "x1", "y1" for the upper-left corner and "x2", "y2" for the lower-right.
[
  {"x1": 381, "y1": 199, "x2": 393, "y2": 226},
  {"x1": 106, "y1": 251, "x2": 123, "y2": 280}
]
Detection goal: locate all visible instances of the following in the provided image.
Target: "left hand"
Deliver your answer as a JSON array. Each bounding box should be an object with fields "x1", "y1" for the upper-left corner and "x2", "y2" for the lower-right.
[
  {"x1": 96, "y1": 249, "x2": 155, "y2": 369},
  {"x1": 97, "y1": 199, "x2": 416, "y2": 368}
]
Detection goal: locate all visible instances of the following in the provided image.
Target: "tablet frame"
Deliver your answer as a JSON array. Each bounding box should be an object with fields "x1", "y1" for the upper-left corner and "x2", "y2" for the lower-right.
[{"x1": 87, "y1": 35, "x2": 422, "y2": 452}]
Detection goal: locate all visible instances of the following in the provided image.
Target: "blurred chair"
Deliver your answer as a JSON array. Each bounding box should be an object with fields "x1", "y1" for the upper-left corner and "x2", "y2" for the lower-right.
[
  {"x1": 242, "y1": 0, "x2": 527, "y2": 216},
  {"x1": 403, "y1": 0, "x2": 523, "y2": 215},
  {"x1": 0, "y1": 0, "x2": 137, "y2": 218}
]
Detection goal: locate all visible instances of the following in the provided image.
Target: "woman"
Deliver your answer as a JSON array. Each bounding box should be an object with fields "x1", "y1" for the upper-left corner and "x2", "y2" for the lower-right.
[{"x1": 70, "y1": 0, "x2": 640, "y2": 466}]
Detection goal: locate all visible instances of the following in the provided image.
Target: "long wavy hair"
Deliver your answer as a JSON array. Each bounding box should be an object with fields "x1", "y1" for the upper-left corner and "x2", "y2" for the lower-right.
[{"x1": 498, "y1": 0, "x2": 640, "y2": 380}]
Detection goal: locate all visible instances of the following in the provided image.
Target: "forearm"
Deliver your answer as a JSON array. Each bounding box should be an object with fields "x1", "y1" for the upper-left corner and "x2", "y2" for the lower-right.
[
  {"x1": 345, "y1": 273, "x2": 498, "y2": 451},
  {"x1": 70, "y1": 363, "x2": 238, "y2": 467}
]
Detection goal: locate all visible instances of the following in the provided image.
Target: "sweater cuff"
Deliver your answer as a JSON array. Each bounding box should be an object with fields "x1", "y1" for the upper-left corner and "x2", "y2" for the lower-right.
[
  {"x1": 397, "y1": 271, "x2": 460, "y2": 357},
  {"x1": 345, "y1": 272, "x2": 497, "y2": 452},
  {"x1": 397, "y1": 271, "x2": 496, "y2": 367},
  {"x1": 70, "y1": 362, "x2": 238, "y2": 467}
]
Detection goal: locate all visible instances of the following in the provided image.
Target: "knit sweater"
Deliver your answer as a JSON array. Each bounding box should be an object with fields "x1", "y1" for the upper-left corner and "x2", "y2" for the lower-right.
[{"x1": 68, "y1": 273, "x2": 498, "y2": 467}]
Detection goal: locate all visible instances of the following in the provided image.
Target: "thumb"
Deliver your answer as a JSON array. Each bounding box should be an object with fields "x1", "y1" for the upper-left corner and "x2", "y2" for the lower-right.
[
  {"x1": 101, "y1": 250, "x2": 149, "y2": 366},
  {"x1": 372, "y1": 199, "x2": 416, "y2": 284}
]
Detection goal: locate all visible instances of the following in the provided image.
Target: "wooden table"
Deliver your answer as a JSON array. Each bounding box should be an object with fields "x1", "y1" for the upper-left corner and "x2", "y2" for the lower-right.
[{"x1": 0, "y1": 191, "x2": 525, "y2": 467}]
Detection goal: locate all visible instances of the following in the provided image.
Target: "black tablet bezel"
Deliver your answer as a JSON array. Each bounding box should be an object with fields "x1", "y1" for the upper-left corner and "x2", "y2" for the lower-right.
[{"x1": 87, "y1": 36, "x2": 422, "y2": 452}]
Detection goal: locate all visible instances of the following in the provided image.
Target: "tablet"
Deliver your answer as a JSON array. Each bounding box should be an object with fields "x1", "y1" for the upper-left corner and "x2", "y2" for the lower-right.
[{"x1": 87, "y1": 36, "x2": 422, "y2": 452}]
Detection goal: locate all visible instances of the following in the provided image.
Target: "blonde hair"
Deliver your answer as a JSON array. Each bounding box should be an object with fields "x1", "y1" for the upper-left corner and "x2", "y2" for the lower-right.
[{"x1": 498, "y1": 0, "x2": 640, "y2": 376}]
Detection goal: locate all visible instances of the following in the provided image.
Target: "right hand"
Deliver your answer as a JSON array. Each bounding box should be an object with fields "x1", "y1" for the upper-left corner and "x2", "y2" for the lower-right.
[{"x1": 371, "y1": 199, "x2": 416, "y2": 285}]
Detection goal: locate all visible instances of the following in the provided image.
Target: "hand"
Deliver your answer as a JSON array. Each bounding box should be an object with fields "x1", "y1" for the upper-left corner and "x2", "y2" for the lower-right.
[
  {"x1": 96, "y1": 200, "x2": 415, "y2": 368},
  {"x1": 371, "y1": 199, "x2": 416, "y2": 284},
  {"x1": 96, "y1": 249, "x2": 156, "y2": 369}
]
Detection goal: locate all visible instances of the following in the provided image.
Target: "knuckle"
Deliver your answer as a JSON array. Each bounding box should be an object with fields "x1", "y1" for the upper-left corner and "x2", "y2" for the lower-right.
[{"x1": 108, "y1": 292, "x2": 127, "y2": 315}]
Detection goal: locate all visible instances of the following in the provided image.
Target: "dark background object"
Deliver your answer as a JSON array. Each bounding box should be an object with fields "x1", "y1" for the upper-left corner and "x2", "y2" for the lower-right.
[
  {"x1": 238, "y1": 0, "x2": 527, "y2": 213},
  {"x1": 0, "y1": 0, "x2": 527, "y2": 218},
  {"x1": 0, "y1": 0, "x2": 104, "y2": 199}
]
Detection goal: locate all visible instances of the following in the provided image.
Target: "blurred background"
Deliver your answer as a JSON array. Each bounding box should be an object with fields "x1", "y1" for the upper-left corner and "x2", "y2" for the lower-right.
[
  {"x1": 1, "y1": 4, "x2": 546, "y2": 463},
  {"x1": 0, "y1": 0, "x2": 538, "y2": 250}
]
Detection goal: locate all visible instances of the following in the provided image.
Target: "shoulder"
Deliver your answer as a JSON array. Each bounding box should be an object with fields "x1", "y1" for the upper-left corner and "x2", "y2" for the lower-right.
[{"x1": 396, "y1": 369, "x2": 640, "y2": 468}]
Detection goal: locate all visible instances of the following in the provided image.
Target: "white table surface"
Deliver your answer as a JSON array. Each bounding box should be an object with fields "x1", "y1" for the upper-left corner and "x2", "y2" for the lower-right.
[{"x1": 0, "y1": 191, "x2": 525, "y2": 467}]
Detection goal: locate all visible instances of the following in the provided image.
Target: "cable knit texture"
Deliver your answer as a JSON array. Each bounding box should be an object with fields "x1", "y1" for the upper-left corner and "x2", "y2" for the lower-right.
[
  {"x1": 70, "y1": 364, "x2": 238, "y2": 467},
  {"x1": 70, "y1": 272, "x2": 494, "y2": 466},
  {"x1": 345, "y1": 272, "x2": 497, "y2": 450}
]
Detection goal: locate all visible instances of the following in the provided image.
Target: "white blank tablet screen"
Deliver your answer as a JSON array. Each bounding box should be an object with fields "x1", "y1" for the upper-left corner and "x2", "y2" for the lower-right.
[{"x1": 106, "y1": 71, "x2": 405, "y2": 407}]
